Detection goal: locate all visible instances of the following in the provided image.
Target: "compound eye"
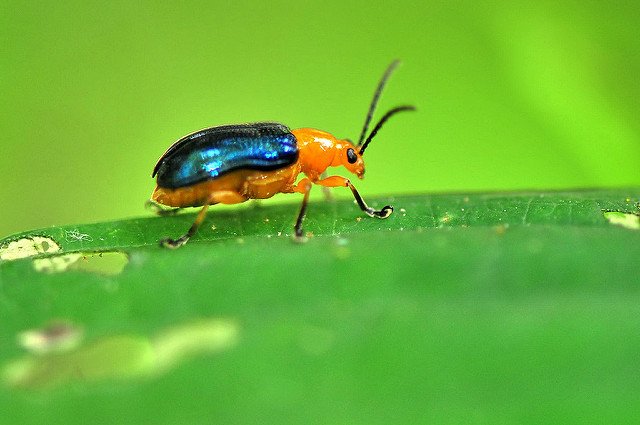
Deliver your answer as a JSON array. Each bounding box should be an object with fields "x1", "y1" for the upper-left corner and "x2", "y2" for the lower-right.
[{"x1": 346, "y1": 148, "x2": 358, "y2": 164}]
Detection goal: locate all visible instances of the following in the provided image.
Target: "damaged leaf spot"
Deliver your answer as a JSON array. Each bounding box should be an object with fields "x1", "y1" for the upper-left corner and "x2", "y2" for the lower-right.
[
  {"x1": 18, "y1": 321, "x2": 84, "y2": 355},
  {"x1": 3, "y1": 318, "x2": 239, "y2": 389},
  {"x1": 3, "y1": 335, "x2": 155, "y2": 389},
  {"x1": 603, "y1": 211, "x2": 640, "y2": 230},
  {"x1": 33, "y1": 253, "x2": 82, "y2": 273},
  {"x1": 0, "y1": 236, "x2": 60, "y2": 261},
  {"x1": 33, "y1": 251, "x2": 129, "y2": 276},
  {"x1": 152, "y1": 318, "x2": 240, "y2": 373}
]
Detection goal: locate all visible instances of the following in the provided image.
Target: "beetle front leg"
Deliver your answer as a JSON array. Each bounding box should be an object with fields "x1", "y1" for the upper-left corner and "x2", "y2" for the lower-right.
[
  {"x1": 316, "y1": 176, "x2": 393, "y2": 218},
  {"x1": 347, "y1": 180, "x2": 393, "y2": 218}
]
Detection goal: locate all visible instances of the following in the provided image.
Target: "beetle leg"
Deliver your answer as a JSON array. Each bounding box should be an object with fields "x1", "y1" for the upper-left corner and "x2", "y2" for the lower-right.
[
  {"x1": 159, "y1": 190, "x2": 248, "y2": 248},
  {"x1": 347, "y1": 180, "x2": 393, "y2": 218},
  {"x1": 159, "y1": 203, "x2": 210, "y2": 249},
  {"x1": 319, "y1": 172, "x2": 334, "y2": 201},
  {"x1": 293, "y1": 178, "x2": 313, "y2": 240},
  {"x1": 316, "y1": 176, "x2": 393, "y2": 218}
]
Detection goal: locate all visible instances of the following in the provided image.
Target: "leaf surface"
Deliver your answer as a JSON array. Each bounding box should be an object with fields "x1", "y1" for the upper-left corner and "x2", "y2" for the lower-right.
[{"x1": 1, "y1": 189, "x2": 639, "y2": 424}]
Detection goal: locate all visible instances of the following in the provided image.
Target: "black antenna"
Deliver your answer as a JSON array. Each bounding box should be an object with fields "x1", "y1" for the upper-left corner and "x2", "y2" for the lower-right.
[
  {"x1": 357, "y1": 60, "x2": 401, "y2": 147},
  {"x1": 359, "y1": 105, "x2": 416, "y2": 155}
]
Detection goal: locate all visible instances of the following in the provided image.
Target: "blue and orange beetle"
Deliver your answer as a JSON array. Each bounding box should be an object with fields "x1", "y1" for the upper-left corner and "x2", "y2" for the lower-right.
[{"x1": 149, "y1": 60, "x2": 415, "y2": 248}]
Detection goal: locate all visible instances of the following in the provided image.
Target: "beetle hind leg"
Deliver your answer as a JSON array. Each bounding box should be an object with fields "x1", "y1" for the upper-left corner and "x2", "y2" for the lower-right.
[
  {"x1": 159, "y1": 191, "x2": 248, "y2": 249},
  {"x1": 159, "y1": 203, "x2": 211, "y2": 249}
]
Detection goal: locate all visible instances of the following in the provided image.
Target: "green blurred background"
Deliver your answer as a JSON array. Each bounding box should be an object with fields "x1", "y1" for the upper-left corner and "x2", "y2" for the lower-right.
[{"x1": 1, "y1": 1, "x2": 638, "y2": 238}]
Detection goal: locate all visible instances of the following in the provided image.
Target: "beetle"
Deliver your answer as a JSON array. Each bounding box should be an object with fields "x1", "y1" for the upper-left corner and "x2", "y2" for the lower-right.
[{"x1": 149, "y1": 60, "x2": 415, "y2": 248}]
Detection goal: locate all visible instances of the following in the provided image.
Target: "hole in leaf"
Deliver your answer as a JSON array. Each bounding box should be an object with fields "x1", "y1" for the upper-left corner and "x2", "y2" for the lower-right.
[
  {"x1": 0, "y1": 236, "x2": 60, "y2": 261},
  {"x1": 603, "y1": 211, "x2": 640, "y2": 230},
  {"x1": 33, "y1": 251, "x2": 129, "y2": 276}
]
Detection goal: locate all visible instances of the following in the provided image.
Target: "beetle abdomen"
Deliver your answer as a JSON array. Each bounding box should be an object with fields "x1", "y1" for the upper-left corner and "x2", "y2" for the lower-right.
[{"x1": 153, "y1": 122, "x2": 298, "y2": 189}]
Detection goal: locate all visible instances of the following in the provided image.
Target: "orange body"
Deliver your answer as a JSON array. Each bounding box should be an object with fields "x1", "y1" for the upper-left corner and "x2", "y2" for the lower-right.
[{"x1": 151, "y1": 128, "x2": 365, "y2": 208}]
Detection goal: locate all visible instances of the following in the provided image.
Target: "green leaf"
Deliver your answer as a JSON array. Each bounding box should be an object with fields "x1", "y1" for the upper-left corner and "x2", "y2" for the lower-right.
[{"x1": 1, "y1": 189, "x2": 640, "y2": 424}]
